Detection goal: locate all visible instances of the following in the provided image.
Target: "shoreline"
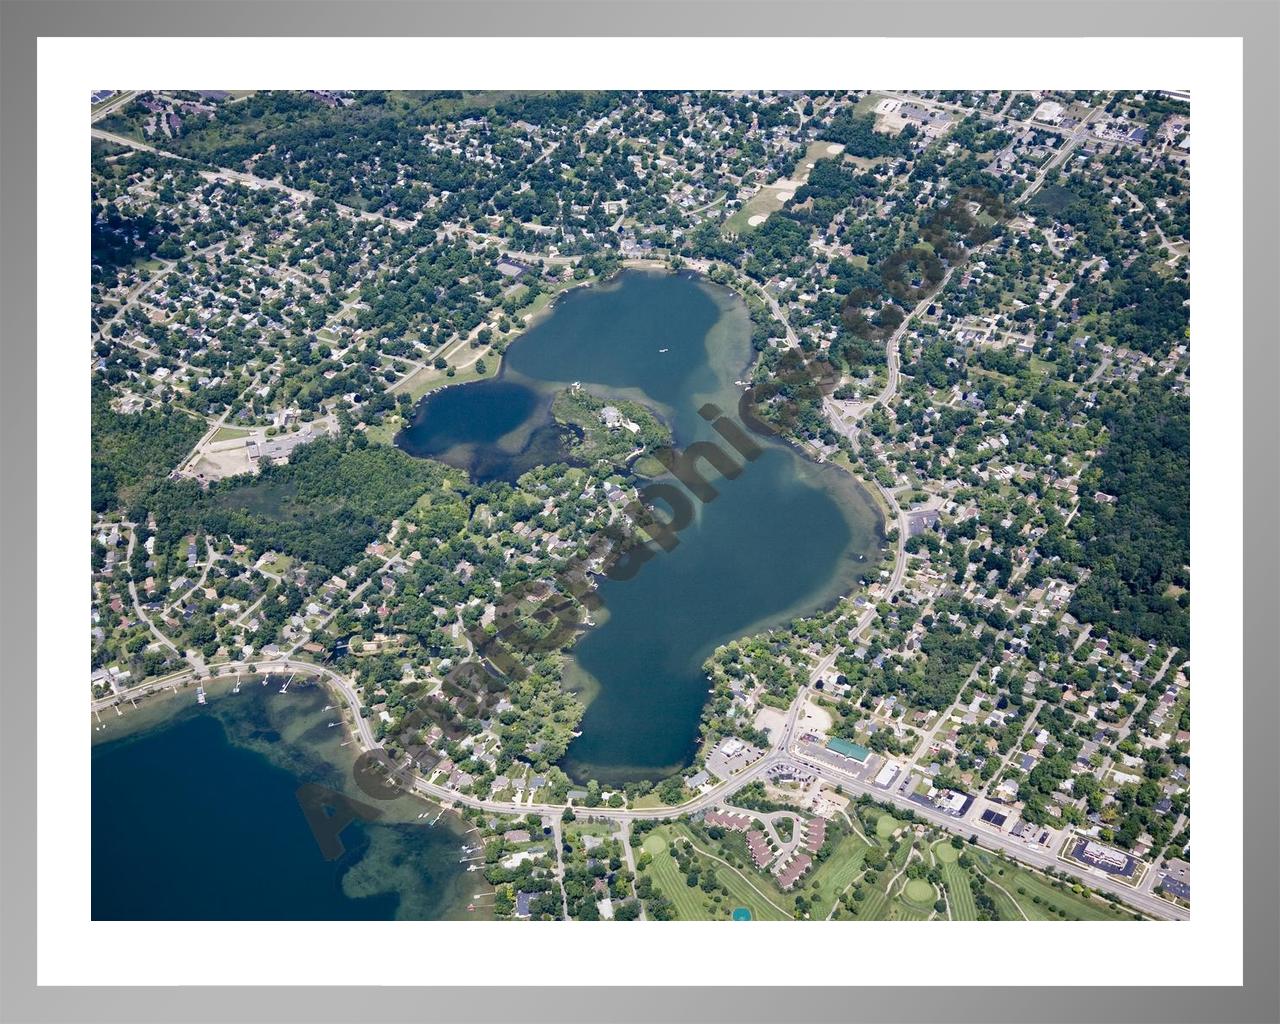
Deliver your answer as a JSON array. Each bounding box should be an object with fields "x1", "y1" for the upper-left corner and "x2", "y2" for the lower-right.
[
  {"x1": 91, "y1": 663, "x2": 461, "y2": 826},
  {"x1": 391, "y1": 265, "x2": 892, "y2": 786},
  {"x1": 103, "y1": 264, "x2": 892, "y2": 794},
  {"x1": 92, "y1": 674, "x2": 487, "y2": 921}
]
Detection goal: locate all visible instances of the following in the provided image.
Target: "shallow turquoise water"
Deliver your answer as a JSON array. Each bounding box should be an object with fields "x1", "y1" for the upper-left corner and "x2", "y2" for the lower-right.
[{"x1": 92, "y1": 683, "x2": 479, "y2": 920}]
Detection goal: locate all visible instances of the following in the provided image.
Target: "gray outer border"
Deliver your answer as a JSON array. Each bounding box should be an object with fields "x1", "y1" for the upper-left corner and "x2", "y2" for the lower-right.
[{"x1": 1, "y1": 1, "x2": 1276, "y2": 1022}]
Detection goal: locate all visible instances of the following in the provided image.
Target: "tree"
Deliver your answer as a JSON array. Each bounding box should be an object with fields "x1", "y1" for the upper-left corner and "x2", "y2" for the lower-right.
[{"x1": 657, "y1": 776, "x2": 685, "y2": 805}]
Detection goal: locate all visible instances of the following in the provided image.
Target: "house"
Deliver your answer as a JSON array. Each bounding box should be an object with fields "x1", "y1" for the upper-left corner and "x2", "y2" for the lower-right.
[
  {"x1": 704, "y1": 810, "x2": 752, "y2": 832},
  {"x1": 514, "y1": 891, "x2": 534, "y2": 918}
]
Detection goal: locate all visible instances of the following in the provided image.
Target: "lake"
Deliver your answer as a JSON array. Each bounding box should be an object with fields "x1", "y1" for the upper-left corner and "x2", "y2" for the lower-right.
[
  {"x1": 92, "y1": 680, "x2": 484, "y2": 921},
  {"x1": 398, "y1": 270, "x2": 884, "y2": 785}
]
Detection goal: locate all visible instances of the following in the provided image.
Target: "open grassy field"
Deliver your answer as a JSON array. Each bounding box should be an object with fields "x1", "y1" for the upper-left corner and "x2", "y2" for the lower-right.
[
  {"x1": 566, "y1": 821, "x2": 617, "y2": 840},
  {"x1": 389, "y1": 362, "x2": 489, "y2": 403},
  {"x1": 723, "y1": 188, "x2": 790, "y2": 235},
  {"x1": 790, "y1": 139, "x2": 847, "y2": 179},
  {"x1": 854, "y1": 91, "x2": 890, "y2": 115},
  {"x1": 362, "y1": 415, "x2": 403, "y2": 446}
]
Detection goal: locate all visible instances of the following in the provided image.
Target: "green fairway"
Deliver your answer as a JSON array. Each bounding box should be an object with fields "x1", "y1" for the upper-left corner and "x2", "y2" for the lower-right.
[
  {"x1": 999, "y1": 867, "x2": 1134, "y2": 922},
  {"x1": 807, "y1": 834, "x2": 870, "y2": 916},
  {"x1": 943, "y1": 866, "x2": 977, "y2": 920},
  {"x1": 642, "y1": 833, "x2": 710, "y2": 920},
  {"x1": 886, "y1": 897, "x2": 931, "y2": 920},
  {"x1": 641, "y1": 827, "x2": 791, "y2": 921},
  {"x1": 932, "y1": 841, "x2": 977, "y2": 919},
  {"x1": 891, "y1": 839, "x2": 913, "y2": 868},
  {"x1": 850, "y1": 884, "x2": 889, "y2": 920},
  {"x1": 983, "y1": 877, "x2": 1027, "y2": 921}
]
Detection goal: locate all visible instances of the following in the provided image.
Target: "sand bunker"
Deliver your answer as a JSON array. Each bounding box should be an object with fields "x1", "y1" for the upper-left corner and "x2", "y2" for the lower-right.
[
  {"x1": 747, "y1": 214, "x2": 767, "y2": 226},
  {"x1": 826, "y1": 143, "x2": 845, "y2": 154},
  {"x1": 775, "y1": 190, "x2": 794, "y2": 202}
]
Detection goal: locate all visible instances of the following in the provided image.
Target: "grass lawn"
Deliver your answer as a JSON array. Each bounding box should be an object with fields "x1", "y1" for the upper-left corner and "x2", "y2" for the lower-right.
[
  {"x1": 363, "y1": 416, "x2": 403, "y2": 447},
  {"x1": 875, "y1": 813, "x2": 900, "y2": 840},
  {"x1": 903, "y1": 878, "x2": 934, "y2": 904},
  {"x1": 258, "y1": 552, "x2": 293, "y2": 575},
  {"x1": 854, "y1": 91, "x2": 889, "y2": 115},
  {"x1": 886, "y1": 899, "x2": 931, "y2": 921},
  {"x1": 516, "y1": 289, "x2": 556, "y2": 321},
  {"x1": 390, "y1": 363, "x2": 488, "y2": 403},
  {"x1": 566, "y1": 821, "x2": 617, "y2": 840},
  {"x1": 983, "y1": 877, "x2": 1027, "y2": 921},
  {"x1": 211, "y1": 425, "x2": 252, "y2": 442},
  {"x1": 891, "y1": 839, "x2": 914, "y2": 869},
  {"x1": 790, "y1": 140, "x2": 846, "y2": 179},
  {"x1": 934, "y1": 841, "x2": 961, "y2": 863},
  {"x1": 671, "y1": 826, "x2": 793, "y2": 921},
  {"x1": 723, "y1": 187, "x2": 791, "y2": 235},
  {"x1": 641, "y1": 833, "x2": 697, "y2": 915},
  {"x1": 983, "y1": 857, "x2": 1138, "y2": 921},
  {"x1": 641, "y1": 831, "x2": 726, "y2": 921}
]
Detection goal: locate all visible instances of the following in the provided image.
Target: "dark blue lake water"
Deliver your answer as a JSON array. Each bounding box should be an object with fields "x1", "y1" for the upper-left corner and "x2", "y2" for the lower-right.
[
  {"x1": 397, "y1": 270, "x2": 885, "y2": 784},
  {"x1": 92, "y1": 683, "x2": 481, "y2": 920}
]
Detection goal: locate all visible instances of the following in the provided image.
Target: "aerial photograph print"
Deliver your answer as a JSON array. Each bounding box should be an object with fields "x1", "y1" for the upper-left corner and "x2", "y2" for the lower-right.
[{"x1": 89, "y1": 87, "x2": 1192, "y2": 925}]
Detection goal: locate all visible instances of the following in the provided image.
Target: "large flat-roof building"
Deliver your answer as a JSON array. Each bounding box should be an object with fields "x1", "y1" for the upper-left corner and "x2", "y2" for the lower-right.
[{"x1": 826, "y1": 737, "x2": 871, "y2": 762}]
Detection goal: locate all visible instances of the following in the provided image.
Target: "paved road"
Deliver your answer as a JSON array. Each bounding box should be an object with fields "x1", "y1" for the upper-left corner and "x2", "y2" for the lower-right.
[
  {"x1": 91, "y1": 91, "x2": 137, "y2": 123},
  {"x1": 778, "y1": 744, "x2": 1187, "y2": 921},
  {"x1": 93, "y1": 655, "x2": 1185, "y2": 919},
  {"x1": 119, "y1": 526, "x2": 180, "y2": 656},
  {"x1": 90, "y1": 128, "x2": 416, "y2": 231},
  {"x1": 1018, "y1": 105, "x2": 1104, "y2": 206}
]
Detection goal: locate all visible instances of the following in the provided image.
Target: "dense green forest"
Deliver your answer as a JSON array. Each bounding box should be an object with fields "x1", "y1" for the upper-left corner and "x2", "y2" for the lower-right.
[
  {"x1": 823, "y1": 110, "x2": 917, "y2": 159},
  {"x1": 1069, "y1": 385, "x2": 1190, "y2": 648},
  {"x1": 91, "y1": 384, "x2": 204, "y2": 512},
  {"x1": 134, "y1": 437, "x2": 451, "y2": 573}
]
